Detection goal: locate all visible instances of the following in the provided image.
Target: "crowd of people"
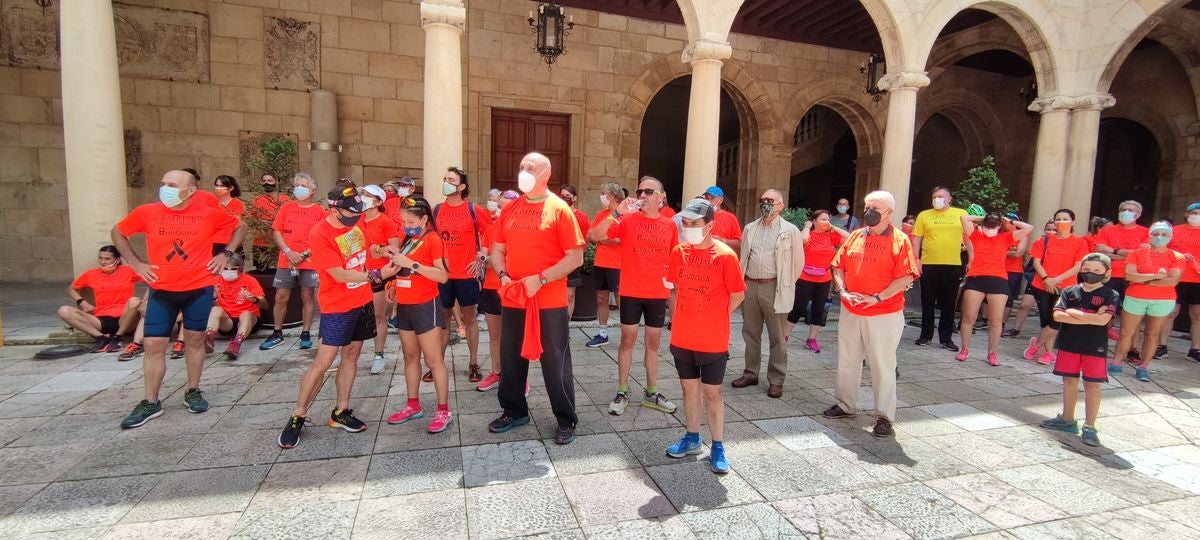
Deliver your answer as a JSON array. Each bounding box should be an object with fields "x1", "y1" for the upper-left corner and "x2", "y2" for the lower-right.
[{"x1": 56, "y1": 156, "x2": 1200, "y2": 471}]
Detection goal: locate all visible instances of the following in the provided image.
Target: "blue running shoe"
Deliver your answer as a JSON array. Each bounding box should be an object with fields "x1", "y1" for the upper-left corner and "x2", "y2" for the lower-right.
[
  {"x1": 585, "y1": 334, "x2": 609, "y2": 348},
  {"x1": 299, "y1": 331, "x2": 313, "y2": 350},
  {"x1": 1081, "y1": 425, "x2": 1101, "y2": 447},
  {"x1": 259, "y1": 332, "x2": 284, "y2": 350},
  {"x1": 709, "y1": 443, "x2": 729, "y2": 474},
  {"x1": 1107, "y1": 363, "x2": 1123, "y2": 375},
  {"x1": 1135, "y1": 367, "x2": 1150, "y2": 382},
  {"x1": 666, "y1": 434, "x2": 703, "y2": 458}
]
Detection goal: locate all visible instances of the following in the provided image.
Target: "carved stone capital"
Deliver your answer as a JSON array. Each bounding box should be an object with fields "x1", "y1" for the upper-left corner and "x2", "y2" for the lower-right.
[
  {"x1": 682, "y1": 39, "x2": 732, "y2": 64},
  {"x1": 421, "y1": 1, "x2": 465, "y2": 31},
  {"x1": 1027, "y1": 95, "x2": 1072, "y2": 114},
  {"x1": 877, "y1": 71, "x2": 930, "y2": 91},
  {"x1": 1062, "y1": 92, "x2": 1116, "y2": 111}
]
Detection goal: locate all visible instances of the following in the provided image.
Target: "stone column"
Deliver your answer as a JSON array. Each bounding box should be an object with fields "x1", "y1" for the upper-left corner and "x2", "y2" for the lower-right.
[
  {"x1": 1060, "y1": 93, "x2": 1115, "y2": 224},
  {"x1": 681, "y1": 39, "x2": 732, "y2": 202},
  {"x1": 421, "y1": 0, "x2": 466, "y2": 205},
  {"x1": 60, "y1": 0, "x2": 128, "y2": 276},
  {"x1": 309, "y1": 90, "x2": 340, "y2": 186},
  {"x1": 1026, "y1": 97, "x2": 1072, "y2": 225},
  {"x1": 876, "y1": 71, "x2": 930, "y2": 221}
]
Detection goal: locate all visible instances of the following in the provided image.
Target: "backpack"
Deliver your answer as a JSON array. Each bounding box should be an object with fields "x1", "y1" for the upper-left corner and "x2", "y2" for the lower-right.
[{"x1": 432, "y1": 202, "x2": 481, "y2": 252}]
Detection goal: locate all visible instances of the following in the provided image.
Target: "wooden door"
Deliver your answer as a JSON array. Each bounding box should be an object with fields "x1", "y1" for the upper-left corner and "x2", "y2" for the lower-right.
[{"x1": 491, "y1": 109, "x2": 570, "y2": 191}]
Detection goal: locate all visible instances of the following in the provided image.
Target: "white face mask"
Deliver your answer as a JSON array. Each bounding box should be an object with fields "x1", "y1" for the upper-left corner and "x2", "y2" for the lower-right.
[
  {"x1": 397, "y1": 187, "x2": 413, "y2": 197},
  {"x1": 600, "y1": 194, "x2": 609, "y2": 207},
  {"x1": 1118, "y1": 210, "x2": 1137, "y2": 224},
  {"x1": 486, "y1": 200, "x2": 499, "y2": 213},
  {"x1": 932, "y1": 197, "x2": 947, "y2": 210},
  {"x1": 361, "y1": 197, "x2": 374, "y2": 210},
  {"x1": 220, "y1": 270, "x2": 239, "y2": 281},
  {"x1": 517, "y1": 171, "x2": 536, "y2": 193},
  {"x1": 981, "y1": 227, "x2": 999, "y2": 238},
  {"x1": 1188, "y1": 215, "x2": 1200, "y2": 227},
  {"x1": 683, "y1": 226, "x2": 705, "y2": 245}
]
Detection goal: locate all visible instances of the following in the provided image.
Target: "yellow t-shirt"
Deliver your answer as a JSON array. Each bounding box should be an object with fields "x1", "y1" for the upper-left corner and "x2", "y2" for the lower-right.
[{"x1": 913, "y1": 206, "x2": 967, "y2": 265}]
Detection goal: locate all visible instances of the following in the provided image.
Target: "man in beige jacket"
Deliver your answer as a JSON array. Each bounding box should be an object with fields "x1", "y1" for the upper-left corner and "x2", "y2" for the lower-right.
[{"x1": 732, "y1": 189, "x2": 804, "y2": 398}]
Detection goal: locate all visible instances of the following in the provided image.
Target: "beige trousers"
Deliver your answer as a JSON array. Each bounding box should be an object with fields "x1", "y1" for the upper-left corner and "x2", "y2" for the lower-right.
[
  {"x1": 835, "y1": 309, "x2": 903, "y2": 421},
  {"x1": 741, "y1": 279, "x2": 788, "y2": 384}
]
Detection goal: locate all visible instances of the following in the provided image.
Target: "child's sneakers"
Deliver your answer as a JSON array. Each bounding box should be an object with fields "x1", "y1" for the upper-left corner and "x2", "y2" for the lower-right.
[
  {"x1": 1039, "y1": 414, "x2": 1079, "y2": 434},
  {"x1": 1023, "y1": 337, "x2": 1039, "y2": 360}
]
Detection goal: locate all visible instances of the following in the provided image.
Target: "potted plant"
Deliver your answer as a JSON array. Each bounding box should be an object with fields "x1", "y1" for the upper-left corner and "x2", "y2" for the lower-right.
[
  {"x1": 243, "y1": 136, "x2": 304, "y2": 328},
  {"x1": 571, "y1": 243, "x2": 598, "y2": 322}
]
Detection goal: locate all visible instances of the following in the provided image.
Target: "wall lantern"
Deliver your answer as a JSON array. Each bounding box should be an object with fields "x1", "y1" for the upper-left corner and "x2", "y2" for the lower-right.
[
  {"x1": 1019, "y1": 80, "x2": 1039, "y2": 120},
  {"x1": 860, "y1": 53, "x2": 885, "y2": 102},
  {"x1": 528, "y1": 3, "x2": 574, "y2": 68}
]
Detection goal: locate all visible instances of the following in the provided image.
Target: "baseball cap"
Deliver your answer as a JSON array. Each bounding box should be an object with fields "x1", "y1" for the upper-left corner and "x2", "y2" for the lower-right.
[
  {"x1": 1188, "y1": 202, "x2": 1200, "y2": 212},
  {"x1": 327, "y1": 186, "x2": 365, "y2": 213},
  {"x1": 679, "y1": 198, "x2": 715, "y2": 221},
  {"x1": 361, "y1": 184, "x2": 386, "y2": 201},
  {"x1": 703, "y1": 186, "x2": 724, "y2": 198},
  {"x1": 397, "y1": 175, "x2": 415, "y2": 186}
]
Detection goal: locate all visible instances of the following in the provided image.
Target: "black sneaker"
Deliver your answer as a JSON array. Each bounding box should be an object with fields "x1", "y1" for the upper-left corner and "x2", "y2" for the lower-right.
[
  {"x1": 822, "y1": 404, "x2": 855, "y2": 419},
  {"x1": 103, "y1": 336, "x2": 124, "y2": 353},
  {"x1": 279, "y1": 415, "x2": 305, "y2": 448},
  {"x1": 487, "y1": 415, "x2": 530, "y2": 433},
  {"x1": 941, "y1": 341, "x2": 959, "y2": 352},
  {"x1": 873, "y1": 417, "x2": 895, "y2": 437},
  {"x1": 554, "y1": 425, "x2": 576, "y2": 445},
  {"x1": 1188, "y1": 349, "x2": 1200, "y2": 363},
  {"x1": 329, "y1": 409, "x2": 367, "y2": 432},
  {"x1": 1154, "y1": 345, "x2": 1168, "y2": 360},
  {"x1": 90, "y1": 335, "x2": 111, "y2": 353},
  {"x1": 120, "y1": 400, "x2": 163, "y2": 429},
  {"x1": 183, "y1": 388, "x2": 209, "y2": 413},
  {"x1": 914, "y1": 337, "x2": 932, "y2": 346}
]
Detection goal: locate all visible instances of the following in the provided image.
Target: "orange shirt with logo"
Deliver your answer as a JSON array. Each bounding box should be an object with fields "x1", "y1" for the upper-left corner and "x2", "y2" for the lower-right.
[
  {"x1": 494, "y1": 195, "x2": 585, "y2": 309},
  {"x1": 831, "y1": 226, "x2": 919, "y2": 316},
  {"x1": 216, "y1": 273, "x2": 265, "y2": 318},
  {"x1": 393, "y1": 231, "x2": 446, "y2": 305},
  {"x1": 272, "y1": 201, "x2": 326, "y2": 270},
  {"x1": 308, "y1": 219, "x2": 373, "y2": 313},
  {"x1": 668, "y1": 241, "x2": 746, "y2": 353},
  {"x1": 592, "y1": 209, "x2": 622, "y2": 269},
  {"x1": 1170, "y1": 225, "x2": 1200, "y2": 283},
  {"x1": 213, "y1": 198, "x2": 245, "y2": 244},
  {"x1": 1124, "y1": 247, "x2": 1185, "y2": 300},
  {"x1": 966, "y1": 230, "x2": 1014, "y2": 279},
  {"x1": 360, "y1": 213, "x2": 401, "y2": 271},
  {"x1": 71, "y1": 265, "x2": 142, "y2": 317},
  {"x1": 606, "y1": 213, "x2": 676, "y2": 300},
  {"x1": 1097, "y1": 224, "x2": 1149, "y2": 279},
  {"x1": 116, "y1": 201, "x2": 239, "y2": 292},
  {"x1": 1029, "y1": 234, "x2": 1090, "y2": 290},
  {"x1": 712, "y1": 209, "x2": 743, "y2": 242},
  {"x1": 800, "y1": 230, "x2": 842, "y2": 284},
  {"x1": 434, "y1": 201, "x2": 493, "y2": 279}
]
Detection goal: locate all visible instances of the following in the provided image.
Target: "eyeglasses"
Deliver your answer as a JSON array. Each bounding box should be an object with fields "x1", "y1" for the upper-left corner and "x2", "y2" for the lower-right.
[
  {"x1": 635, "y1": 189, "x2": 660, "y2": 196},
  {"x1": 759, "y1": 198, "x2": 780, "y2": 205}
]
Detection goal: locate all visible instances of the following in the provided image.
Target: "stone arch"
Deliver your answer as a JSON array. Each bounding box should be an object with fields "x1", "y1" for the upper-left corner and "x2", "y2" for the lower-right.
[
  {"x1": 926, "y1": 19, "x2": 1030, "y2": 70},
  {"x1": 1103, "y1": 105, "x2": 1178, "y2": 164},
  {"x1": 780, "y1": 79, "x2": 884, "y2": 159},
  {"x1": 918, "y1": 1, "x2": 1060, "y2": 94},
  {"x1": 1095, "y1": 0, "x2": 1195, "y2": 93},
  {"x1": 1139, "y1": 17, "x2": 1200, "y2": 117},
  {"x1": 915, "y1": 87, "x2": 1007, "y2": 165}
]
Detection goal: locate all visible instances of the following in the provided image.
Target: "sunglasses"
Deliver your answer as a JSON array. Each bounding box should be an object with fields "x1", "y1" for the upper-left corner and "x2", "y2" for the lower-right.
[
  {"x1": 635, "y1": 188, "x2": 660, "y2": 196},
  {"x1": 759, "y1": 198, "x2": 780, "y2": 205},
  {"x1": 222, "y1": 267, "x2": 240, "y2": 271}
]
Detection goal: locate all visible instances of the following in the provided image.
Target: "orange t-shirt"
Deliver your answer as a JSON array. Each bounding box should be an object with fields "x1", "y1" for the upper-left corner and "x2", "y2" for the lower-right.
[
  {"x1": 606, "y1": 213, "x2": 676, "y2": 300},
  {"x1": 215, "y1": 273, "x2": 265, "y2": 318},
  {"x1": 308, "y1": 219, "x2": 373, "y2": 314},
  {"x1": 1029, "y1": 234, "x2": 1090, "y2": 290},
  {"x1": 1083, "y1": 233, "x2": 1100, "y2": 254},
  {"x1": 800, "y1": 230, "x2": 842, "y2": 284},
  {"x1": 482, "y1": 226, "x2": 501, "y2": 290},
  {"x1": 272, "y1": 201, "x2": 326, "y2": 270},
  {"x1": 661, "y1": 206, "x2": 676, "y2": 219},
  {"x1": 668, "y1": 241, "x2": 746, "y2": 353},
  {"x1": 71, "y1": 265, "x2": 142, "y2": 317},
  {"x1": 192, "y1": 190, "x2": 219, "y2": 209},
  {"x1": 249, "y1": 194, "x2": 289, "y2": 247},
  {"x1": 213, "y1": 198, "x2": 245, "y2": 244},
  {"x1": 592, "y1": 209, "x2": 622, "y2": 269},
  {"x1": 712, "y1": 209, "x2": 743, "y2": 242},
  {"x1": 1171, "y1": 225, "x2": 1200, "y2": 283},
  {"x1": 966, "y1": 230, "x2": 1014, "y2": 279},
  {"x1": 116, "y1": 201, "x2": 239, "y2": 292},
  {"x1": 1097, "y1": 224, "x2": 1149, "y2": 278},
  {"x1": 1124, "y1": 248, "x2": 1185, "y2": 300},
  {"x1": 393, "y1": 230, "x2": 446, "y2": 305},
  {"x1": 382, "y1": 196, "x2": 404, "y2": 224},
  {"x1": 494, "y1": 195, "x2": 585, "y2": 309},
  {"x1": 434, "y1": 201, "x2": 493, "y2": 279},
  {"x1": 360, "y1": 213, "x2": 401, "y2": 271},
  {"x1": 830, "y1": 226, "x2": 919, "y2": 316},
  {"x1": 571, "y1": 208, "x2": 591, "y2": 239},
  {"x1": 1004, "y1": 236, "x2": 1024, "y2": 274}
]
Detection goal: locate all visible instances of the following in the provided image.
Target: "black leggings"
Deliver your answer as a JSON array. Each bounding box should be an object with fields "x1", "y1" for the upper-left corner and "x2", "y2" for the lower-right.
[
  {"x1": 1031, "y1": 287, "x2": 1061, "y2": 330},
  {"x1": 788, "y1": 279, "x2": 832, "y2": 326}
]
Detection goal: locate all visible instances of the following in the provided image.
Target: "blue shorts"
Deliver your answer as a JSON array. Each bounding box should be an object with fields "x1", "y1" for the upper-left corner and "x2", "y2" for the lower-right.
[
  {"x1": 438, "y1": 278, "x2": 480, "y2": 309},
  {"x1": 144, "y1": 287, "x2": 213, "y2": 338},
  {"x1": 319, "y1": 302, "x2": 376, "y2": 347}
]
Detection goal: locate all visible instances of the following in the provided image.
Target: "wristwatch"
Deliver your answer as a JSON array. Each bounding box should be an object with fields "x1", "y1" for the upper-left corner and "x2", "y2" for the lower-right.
[
  {"x1": 498, "y1": 270, "x2": 510, "y2": 279},
  {"x1": 75, "y1": 298, "x2": 84, "y2": 305},
  {"x1": 873, "y1": 294, "x2": 882, "y2": 303},
  {"x1": 411, "y1": 262, "x2": 419, "y2": 271},
  {"x1": 538, "y1": 272, "x2": 549, "y2": 285}
]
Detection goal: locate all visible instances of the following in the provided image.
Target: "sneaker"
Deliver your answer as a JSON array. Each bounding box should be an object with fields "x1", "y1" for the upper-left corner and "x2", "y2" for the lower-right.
[
  {"x1": 326, "y1": 357, "x2": 341, "y2": 371},
  {"x1": 643, "y1": 391, "x2": 677, "y2": 413},
  {"x1": 1037, "y1": 352, "x2": 1055, "y2": 365},
  {"x1": 387, "y1": 404, "x2": 425, "y2": 424},
  {"x1": 117, "y1": 342, "x2": 144, "y2": 361},
  {"x1": 278, "y1": 415, "x2": 304, "y2": 448},
  {"x1": 421, "y1": 370, "x2": 433, "y2": 382},
  {"x1": 299, "y1": 331, "x2": 313, "y2": 350},
  {"x1": 709, "y1": 444, "x2": 729, "y2": 474},
  {"x1": 476, "y1": 371, "x2": 501, "y2": 392},
  {"x1": 170, "y1": 340, "x2": 185, "y2": 359},
  {"x1": 1135, "y1": 367, "x2": 1150, "y2": 382},
  {"x1": 224, "y1": 339, "x2": 242, "y2": 360},
  {"x1": 666, "y1": 435, "x2": 703, "y2": 458},
  {"x1": 329, "y1": 408, "x2": 367, "y2": 432},
  {"x1": 427, "y1": 409, "x2": 453, "y2": 433},
  {"x1": 487, "y1": 415, "x2": 530, "y2": 433},
  {"x1": 973, "y1": 320, "x2": 989, "y2": 330},
  {"x1": 119, "y1": 400, "x2": 163, "y2": 429},
  {"x1": 915, "y1": 337, "x2": 932, "y2": 346},
  {"x1": 259, "y1": 332, "x2": 284, "y2": 350},
  {"x1": 204, "y1": 331, "x2": 215, "y2": 354},
  {"x1": 805, "y1": 338, "x2": 821, "y2": 353},
  {"x1": 941, "y1": 341, "x2": 960, "y2": 352},
  {"x1": 1107, "y1": 327, "x2": 1120, "y2": 340},
  {"x1": 1154, "y1": 345, "x2": 1168, "y2": 360},
  {"x1": 388, "y1": 315, "x2": 401, "y2": 330},
  {"x1": 585, "y1": 334, "x2": 609, "y2": 348},
  {"x1": 1039, "y1": 414, "x2": 1080, "y2": 433},
  {"x1": 822, "y1": 404, "x2": 855, "y2": 419},
  {"x1": 1023, "y1": 337, "x2": 1039, "y2": 360},
  {"x1": 1000, "y1": 329, "x2": 1019, "y2": 338},
  {"x1": 103, "y1": 336, "x2": 124, "y2": 353},
  {"x1": 554, "y1": 425, "x2": 575, "y2": 444},
  {"x1": 955, "y1": 346, "x2": 969, "y2": 362},
  {"x1": 90, "y1": 335, "x2": 111, "y2": 353},
  {"x1": 608, "y1": 392, "x2": 630, "y2": 416},
  {"x1": 1108, "y1": 363, "x2": 1124, "y2": 375},
  {"x1": 183, "y1": 388, "x2": 209, "y2": 413},
  {"x1": 468, "y1": 364, "x2": 483, "y2": 383},
  {"x1": 1080, "y1": 425, "x2": 1101, "y2": 447},
  {"x1": 1126, "y1": 348, "x2": 1143, "y2": 365},
  {"x1": 986, "y1": 352, "x2": 1000, "y2": 367},
  {"x1": 872, "y1": 417, "x2": 894, "y2": 437},
  {"x1": 370, "y1": 353, "x2": 385, "y2": 375},
  {"x1": 1189, "y1": 348, "x2": 1200, "y2": 363}
]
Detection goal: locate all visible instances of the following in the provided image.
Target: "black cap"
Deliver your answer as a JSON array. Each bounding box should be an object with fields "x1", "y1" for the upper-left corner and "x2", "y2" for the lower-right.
[{"x1": 327, "y1": 186, "x2": 364, "y2": 213}]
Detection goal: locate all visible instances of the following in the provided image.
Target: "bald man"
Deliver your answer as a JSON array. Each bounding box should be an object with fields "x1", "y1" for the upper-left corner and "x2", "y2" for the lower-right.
[{"x1": 111, "y1": 169, "x2": 246, "y2": 429}]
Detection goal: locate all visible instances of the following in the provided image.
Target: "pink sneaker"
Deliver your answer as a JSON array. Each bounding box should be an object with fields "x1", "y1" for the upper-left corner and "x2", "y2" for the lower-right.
[
  {"x1": 386, "y1": 404, "x2": 424, "y2": 425},
  {"x1": 427, "y1": 409, "x2": 453, "y2": 433},
  {"x1": 1023, "y1": 337, "x2": 1039, "y2": 360},
  {"x1": 986, "y1": 352, "x2": 1000, "y2": 366},
  {"x1": 805, "y1": 338, "x2": 821, "y2": 353},
  {"x1": 476, "y1": 372, "x2": 501, "y2": 392},
  {"x1": 956, "y1": 346, "x2": 969, "y2": 362},
  {"x1": 1037, "y1": 352, "x2": 1055, "y2": 365},
  {"x1": 1107, "y1": 327, "x2": 1119, "y2": 340}
]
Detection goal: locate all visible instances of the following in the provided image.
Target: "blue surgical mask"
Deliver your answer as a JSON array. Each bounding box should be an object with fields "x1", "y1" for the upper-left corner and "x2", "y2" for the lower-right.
[
  {"x1": 1118, "y1": 210, "x2": 1136, "y2": 225},
  {"x1": 1150, "y1": 235, "x2": 1171, "y2": 247},
  {"x1": 159, "y1": 185, "x2": 184, "y2": 207},
  {"x1": 836, "y1": 205, "x2": 849, "y2": 214},
  {"x1": 293, "y1": 186, "x2": 311, "y2": 199},
  {"x1": 403, "y1": 226, "x2": 423, "y2": 237}
]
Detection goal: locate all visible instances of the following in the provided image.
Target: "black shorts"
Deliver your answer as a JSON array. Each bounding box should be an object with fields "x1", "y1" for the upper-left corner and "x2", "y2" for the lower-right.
[
  {"x1": 98, "y1": 315, "x2": 120, "y2": 336},
  {"x1": 1031, "y1": 287, "x2": 1061, "y2": 330},
  {"x1": 619, "y1": 296, "x2": 667, "y2": 328},
  {"x1": 1006, "y1": 272, "x2": 1024, "y2": 306},
  {"x1": 145, "y1": 287, "x2": 213, "y2": 337},
  {"x1": 319, "y1": 302, "x2": 376, "y2": 347},
  {"x1": 395, "y1": 298, "x2": 446, "y2": 334},
  {"x1": 670, "y1": 345, "x2": 728, "y2": 385},
  {"x1": 438, "y1": 278, "x2": 481, "y2": 309},
  {"x1": 963, "y1": 276, "x2": 1010, "y2": 296},
  {"x1": 478, "y1": 288, "x2": 502, "y2": 316},
  {"x1": 592, "y1": 266, "x2": 620, "y2": 292},
  {"x1": 567, "y1": 269, "x2": 583, "y2": 288},
  {"x1": 1177, "y1": 282, "x2": 1200, "y2": 305},
  {"x1": 1108, "y1": 277, "x2": 1128, "y2": 297}
]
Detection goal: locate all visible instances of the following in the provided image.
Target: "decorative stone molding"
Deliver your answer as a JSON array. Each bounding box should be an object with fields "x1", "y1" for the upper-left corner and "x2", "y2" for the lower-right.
[
  {"x1": 0, "y1": 0, "x2": 58, "y2": 68},
  {"x1": 1027, "y1": 95, "x2": 1072, "y2": 114},
  {"x1": 1061, "y1": 93, "x2": 1116, "y2": 111},
  {"x1": 420, "y1": 1, "x2": 465, "y2": 31},
  {"x1": 876, "y1": 71, "x2": 930, "y2": 91},
  {"x1": 125, "y1": 129, "x2": 144, "y2": 188},
  {"x1": 681, "y1": 39, "x2": 731, "y2": 64},
  {"x1": 264, "y1": 17, "x2": 320, "y2": 91}
]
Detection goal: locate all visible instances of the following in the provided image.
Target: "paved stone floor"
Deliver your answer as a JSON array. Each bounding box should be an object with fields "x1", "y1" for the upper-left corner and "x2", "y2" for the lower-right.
[{"x1": 0, "y1": 317, "x2": 1198, "y2": 539}]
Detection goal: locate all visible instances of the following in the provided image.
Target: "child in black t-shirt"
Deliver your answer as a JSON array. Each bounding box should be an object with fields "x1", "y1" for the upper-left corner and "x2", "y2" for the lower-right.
[{"x1": 1039, "y1": 253, "x2": 1120, "y2": 447}]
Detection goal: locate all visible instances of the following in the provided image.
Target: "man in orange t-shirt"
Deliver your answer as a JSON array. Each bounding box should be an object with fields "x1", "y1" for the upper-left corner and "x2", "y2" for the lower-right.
[
  {"x1": 702, "y1": 186, "x2": 743, "y2": 252},
  {"x1": 825, "y1": 190, "x2": 919, "y2": 438},
  {"x1": 490, "y1": 152, "x2": 586, "y2": 445},
  {"x1": 589, "y1": 176, "x2": 679, "y2": 417},
  {"x1": 434, "y1": 166, "x2": 493, "y2": 377},
  {"x1": 1095, "y1": 200, "x2": 1150, "y2": 297},
  {"x1": 261, "y1": 173, "x2": 324, "y2": 351},
  {"x1": 1170, "y1": 202, "x2": 1200, "y2": 361},
  {"x1": 112, "y1": 169, "x2": 245, "y2": 430}
]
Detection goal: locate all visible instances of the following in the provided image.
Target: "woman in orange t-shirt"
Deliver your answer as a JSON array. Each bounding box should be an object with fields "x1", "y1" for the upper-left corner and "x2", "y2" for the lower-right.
[
  {"x1": 1024, "y1": 209, "x2": 1091, "y2": 364},
  {"x1": 384, "y1": 197, "x2": 454, "y2": 434},
  {"x1": 359, "y1": 185, "x2": 402, "y2": 374},
  {"x1": 785, "y1": 210, "x2": 849, "y2": 353},
  {"x1": 475, "y1": 191, "x2": 519, "y2": 392},
  {"x1": 59, "y1": 245, "x2": 143, "y2": 352},
  {"x1": 212, "y1": 175, "x2": 246, "y2": 256},
  {"x1": 957, "y1": 213, "x2": 1033, "y2": 365},
  {"x1": 1112, "y1": 221, "x2": 1185, "y2": 381}
]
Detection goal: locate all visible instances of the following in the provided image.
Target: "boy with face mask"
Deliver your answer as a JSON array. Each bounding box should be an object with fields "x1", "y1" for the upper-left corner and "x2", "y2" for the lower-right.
[{"x1": 206, "y1": 253, "x2": 267, "y2": 360}]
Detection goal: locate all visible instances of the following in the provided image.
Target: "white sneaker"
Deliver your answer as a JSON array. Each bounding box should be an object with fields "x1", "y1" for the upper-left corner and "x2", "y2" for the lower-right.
[
  {"x1": 608, "y1": 392, "x2": 629, "y2": 416},
  {"x1": 326, "y1": 357, "x2": 341, "y2": 372},
  {"x1": 369, "y1": 353, "x2": 385, "y2": 375}
]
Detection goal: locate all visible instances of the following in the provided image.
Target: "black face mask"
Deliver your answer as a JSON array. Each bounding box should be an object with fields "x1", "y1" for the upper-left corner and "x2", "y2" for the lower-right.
[
  {"x1": 1077, "y1": 272, "x2": 1105, "y2": 284},
  {"x1": 337, "y1": 213, "x2": 361, "y2": 227},
  {"x1": 863, "y1": 209, "x2": 882, "y2": 227},
  {"x1": 262, "y1": 183, "x2": 277, "y2": 193}
]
